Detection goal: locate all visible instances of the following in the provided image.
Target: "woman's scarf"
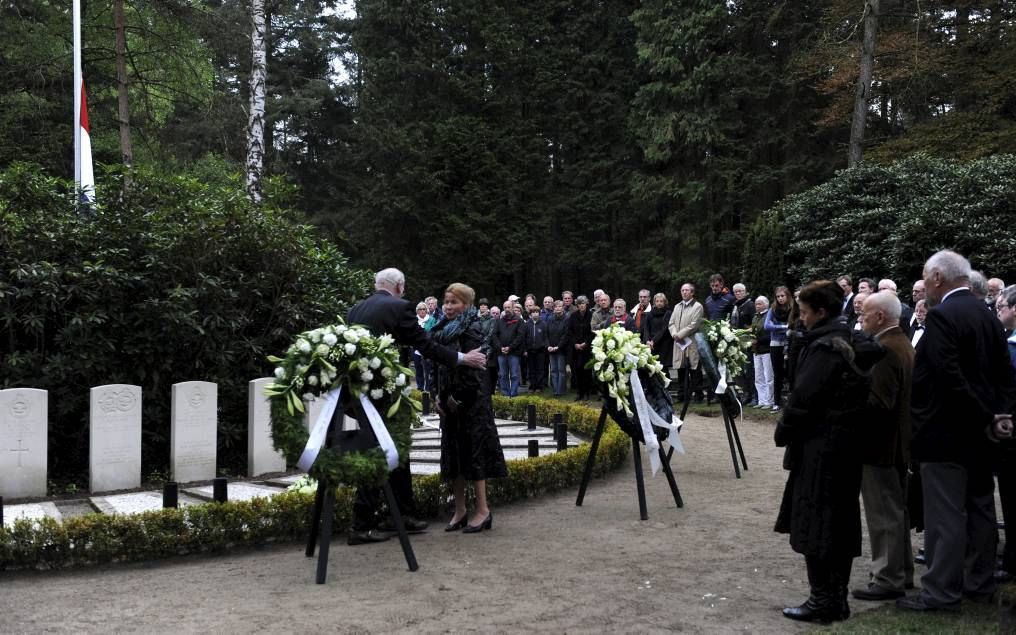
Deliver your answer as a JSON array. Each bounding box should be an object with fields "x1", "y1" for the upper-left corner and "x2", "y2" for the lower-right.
[
  {"x1": 772, "y1": 301, "x2": 791, "y2": 323},
  {"x1": 431, "y1": 306, "x2": 478, "y2": 346}
]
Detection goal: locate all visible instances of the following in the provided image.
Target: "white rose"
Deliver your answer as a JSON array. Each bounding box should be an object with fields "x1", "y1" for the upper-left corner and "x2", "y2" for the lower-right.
[
  {"x1": 594, "y1": 361, "x2": 603, "y2": 371},
  {"x1": 343, "y1": 330, "x2": 359, "y2": 343},
  {"x1": 357, "y1": 358, "x2": 370, "y2": 372},
  {"x1": 396, "y1": 374, "x2": 407, "y2": 387},
  {"x1": 274, "y1": 367, "x2": 286, "y2": 379},
  {"x1": 344, "y1": 343, "x2": 357, "y2": 355},
  {"x1": 315, "y1": 344, "x2": 329, "y2": 356},
  {"x1": 603, "y1": 370, "x2": 615, "y2": 381},
  {"x1": 370, "y1": 388, "x2": 384, "y2": 400},
  {"x1": 323, "y1": 333, "x2": 338, "y2": 346},
  {"x1": 594, "y1": 350, "x2": 607, "y2": 361},
  {"x1": 297, "y1": 339, "x2": 311, "y2": 353},
  {"x1": 335, "y1": 325, "x2": 347, "y2": 333},
  {"x1": 307, "y1": 375, "x2": 319, "y2": 386},
  {"x1": 310, "y1": 331, "x2": 322, "y2": 343},
  {"x1": 369, "y1": 357, "x2": 381, "y2": 370},
  {"x1": 381, "y1": 366, "x2": 393, "y2": 378},
  {"x1": 606, "y1": 339, "x2": 616, "y2": 350},
  {"x1": 361, "y1": 370, "x2": 374, "y2": 382}
]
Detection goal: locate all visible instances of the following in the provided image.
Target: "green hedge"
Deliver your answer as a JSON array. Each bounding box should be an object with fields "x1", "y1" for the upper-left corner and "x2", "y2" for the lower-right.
[{"x1": 0, "y1": 397, "x2": 628, "y2": 570}]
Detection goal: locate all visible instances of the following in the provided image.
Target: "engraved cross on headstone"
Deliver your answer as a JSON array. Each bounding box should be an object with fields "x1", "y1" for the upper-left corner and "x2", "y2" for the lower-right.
[{"x1": 10, "y1": 438, "x2": 28, "y2": 468}]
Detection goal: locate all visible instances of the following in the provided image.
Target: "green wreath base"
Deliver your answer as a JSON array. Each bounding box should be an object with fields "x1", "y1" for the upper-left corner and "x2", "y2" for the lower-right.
[{"x1": 269, "y1": 390, "x2": 416, "y2": 488}]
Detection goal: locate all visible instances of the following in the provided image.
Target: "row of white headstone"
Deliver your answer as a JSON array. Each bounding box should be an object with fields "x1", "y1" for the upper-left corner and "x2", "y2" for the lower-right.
[{"x1": 0, "y1": 378, "x2": 307, "y2": 500}]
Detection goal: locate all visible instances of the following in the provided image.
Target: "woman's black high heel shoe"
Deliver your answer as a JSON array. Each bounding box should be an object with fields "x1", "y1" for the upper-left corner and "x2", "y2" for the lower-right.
[
  {"x1": 462, "y1": 511, "x2": 493, "y2": 533},
  {"x1": 445, "y1": 514, "x2": 468, "y2": 532}
]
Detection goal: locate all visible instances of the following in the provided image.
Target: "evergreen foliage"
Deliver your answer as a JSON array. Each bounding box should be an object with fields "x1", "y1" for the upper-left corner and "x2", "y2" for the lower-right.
[
  {"x1": 2, "y1": 1, "x2": 1015, "y2": 297},
  {"x1": 768, "y1": 154, "x2": 1016, "y2": 288},
  {"x1": 0, "y1": 163, "x2": 371, "y2": 480}
]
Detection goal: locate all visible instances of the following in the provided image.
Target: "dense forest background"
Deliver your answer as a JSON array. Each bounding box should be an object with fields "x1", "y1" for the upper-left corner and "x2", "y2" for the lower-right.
[{"x1": 4, "y1": 0, "x2": 1015, "y2": 301}]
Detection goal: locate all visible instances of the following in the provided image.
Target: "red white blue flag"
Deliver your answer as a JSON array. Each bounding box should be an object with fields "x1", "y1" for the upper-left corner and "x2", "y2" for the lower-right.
[{"x1": 73, "y1": 0, "x2": 95, "y2": 203}]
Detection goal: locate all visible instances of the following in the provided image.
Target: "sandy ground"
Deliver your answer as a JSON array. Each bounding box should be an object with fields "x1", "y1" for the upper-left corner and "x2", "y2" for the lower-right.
[{"x1": 0, "y1": 412, "x2": 886, "y2": 634}]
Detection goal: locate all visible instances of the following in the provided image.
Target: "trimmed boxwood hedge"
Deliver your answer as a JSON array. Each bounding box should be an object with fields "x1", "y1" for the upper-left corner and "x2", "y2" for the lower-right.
[{"x1": 0, "y1": 396, "x2": 628, "y2": 570}]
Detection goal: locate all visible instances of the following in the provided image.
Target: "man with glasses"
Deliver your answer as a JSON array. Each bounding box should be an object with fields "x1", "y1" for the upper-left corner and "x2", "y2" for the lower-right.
[
  {"x1": 878, "y1": 279, "x2": 914, "y2": 338},
  {"x1": 987, "y1": 278, "x2": 1006, "y2": 314},
  {"x1": 631, "y1": 289, "x2": 651, "y2": 332}
]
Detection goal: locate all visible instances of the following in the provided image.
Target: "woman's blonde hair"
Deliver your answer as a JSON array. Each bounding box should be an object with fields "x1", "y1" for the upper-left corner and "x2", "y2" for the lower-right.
[{"x1": 445, "y1": 282, "x2": 475, "y2": 306}]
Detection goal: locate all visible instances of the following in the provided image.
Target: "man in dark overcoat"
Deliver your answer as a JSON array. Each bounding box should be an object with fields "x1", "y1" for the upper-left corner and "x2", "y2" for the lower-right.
[
  {"x1": 853, "y1": 291, "x2": 915, "y2": 601},
  {"x1": 346, "y1": 268, "x2": 486, "y2": 545},
  {"x1": 898, "y1": 250, "x2": 1016, "y2": 611}
]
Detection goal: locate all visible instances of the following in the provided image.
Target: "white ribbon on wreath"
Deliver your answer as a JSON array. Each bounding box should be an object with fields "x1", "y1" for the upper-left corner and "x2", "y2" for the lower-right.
[
  {"x1": 297, "y1": 386, "x2": 399, "y2": 472},
  {"x1": 626, "y1": 354, "x2": 685, "y2": 476}
]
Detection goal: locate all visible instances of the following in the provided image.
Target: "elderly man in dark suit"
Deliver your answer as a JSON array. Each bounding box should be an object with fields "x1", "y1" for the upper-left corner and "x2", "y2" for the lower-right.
[
  {"x1": 346, "y1": 268, "x2": 486, "y2": 545},
  {"x1": 897, "y1": 250, "x2": 1016, "y2": 612},
  {"x1": 852, "y1": 291, "x2": 915, "y2": 601}
]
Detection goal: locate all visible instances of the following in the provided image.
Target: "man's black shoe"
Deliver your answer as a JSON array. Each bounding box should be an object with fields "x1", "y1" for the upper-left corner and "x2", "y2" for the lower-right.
[
  {"x1": 895, "y1": 595, "x2": 960, "y2": 612},
  {"x1": 852, "y1": 583, "x2": 905, "y2": 601},
  {"x1": 379, "y1": 517, "x2": 429, "y2": 533},
  {"x1": 347, "y1": 529, "x2": 393, "y2": 546}
]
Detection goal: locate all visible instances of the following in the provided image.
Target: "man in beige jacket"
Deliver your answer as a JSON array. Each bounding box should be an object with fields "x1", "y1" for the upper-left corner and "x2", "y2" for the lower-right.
[{"x1": 669, "y1": 283, "x2": 705, "y2": 402}]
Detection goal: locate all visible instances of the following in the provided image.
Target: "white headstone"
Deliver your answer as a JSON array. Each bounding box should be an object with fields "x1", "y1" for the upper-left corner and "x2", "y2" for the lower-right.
[
  {"x1": 89, "y1": 384, "x2": 142, "y2": 493},
  {"x1": 248, "y1": 378, "x2": 286, "y2": 477},
  {"x1": 170, "y1": 381, "x2": 217, "y2": 483},
  {"x1": 0, "y1": 388, "x2": 48, "y2": 499}
]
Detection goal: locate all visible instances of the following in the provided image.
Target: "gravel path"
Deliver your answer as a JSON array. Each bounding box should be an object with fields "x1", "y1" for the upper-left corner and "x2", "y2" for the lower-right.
[{"x1": 1, "y1": 411, "x2": 884, "y2": 633}]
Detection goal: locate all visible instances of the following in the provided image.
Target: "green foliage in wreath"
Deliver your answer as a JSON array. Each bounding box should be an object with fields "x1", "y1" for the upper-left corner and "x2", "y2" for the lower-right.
[{"x1": 265, "y1": 322, "x2": 421, "y2": 487}]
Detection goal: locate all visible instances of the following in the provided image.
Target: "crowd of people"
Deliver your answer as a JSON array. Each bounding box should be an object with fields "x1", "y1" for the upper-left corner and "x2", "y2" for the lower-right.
[{"x1": 365, "y1": 253, "x2": 1016, "y2": 624}]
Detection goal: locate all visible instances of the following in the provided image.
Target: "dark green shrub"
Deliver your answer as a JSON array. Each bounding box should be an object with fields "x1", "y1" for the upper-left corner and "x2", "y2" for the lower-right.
[
  {"x1": 0, "y1": 163, "x2": 372, "y2": 481},
  {"x1": 749, "y1": 154, "x2": 1016, "y2": 288}
]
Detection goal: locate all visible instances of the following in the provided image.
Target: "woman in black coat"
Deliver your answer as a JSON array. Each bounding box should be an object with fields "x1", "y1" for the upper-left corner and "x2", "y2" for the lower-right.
[
  {"x1": 774, "y1": 280, "x2": 884, "y2": 624},
  {"x1": 641, "y1": 292, "x2": 673, "y2": 371},
  {"x1": 568, "y1": 295, "x2": 595, "y2": 400},
  {"x1": 430, "y1": 283, "x2": 508, "y2": 533}
]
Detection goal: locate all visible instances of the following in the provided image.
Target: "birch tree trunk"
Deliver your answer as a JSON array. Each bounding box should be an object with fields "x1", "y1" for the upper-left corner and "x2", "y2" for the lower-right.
[
  {"x1": 114, "y1": 0, "x2": 132, "y2": 169},
  {"x1": 246, "y1": 0, "x2": 267, "y2": 204},
  {"x1": 848, "y1": 0, "x2": 879, "y2": 167}
]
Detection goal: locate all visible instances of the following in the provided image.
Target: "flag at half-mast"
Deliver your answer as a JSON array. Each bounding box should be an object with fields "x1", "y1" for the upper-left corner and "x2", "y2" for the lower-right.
[{"x1": 73, "y1": 0, "x2": 95, "y2": 203}]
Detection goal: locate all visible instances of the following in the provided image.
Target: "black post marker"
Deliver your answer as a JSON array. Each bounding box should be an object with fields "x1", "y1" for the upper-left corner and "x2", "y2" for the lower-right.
[
  {"x1": 557, "y1": 424, "x2": 568, "y2": 451},
  {"x1": 421, "y1": 391, "x2": 431, "y2": 416},
  {"x1": 527, "y1": 404, "x2": 536, "y2": 430},
  {"x1": 528, "y1": 439, "x2": 539, "y2": 458},
  {"x1": 213, "y1": 476, "x2": 228, "y2": 503},
  {"x1": 163, "y1": 482, "x2": 178, "y2": 509}
]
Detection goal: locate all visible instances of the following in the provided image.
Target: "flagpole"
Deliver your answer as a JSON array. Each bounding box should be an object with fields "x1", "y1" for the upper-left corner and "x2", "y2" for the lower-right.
[{"x1": 73, "y1": 0, "x2": 82, "y2": 187}]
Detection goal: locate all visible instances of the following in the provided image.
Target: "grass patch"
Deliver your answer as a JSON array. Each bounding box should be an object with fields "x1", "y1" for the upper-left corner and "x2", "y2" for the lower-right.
[{"x1": 815, "y1": 598, "x2": 1005, "y2": 633}]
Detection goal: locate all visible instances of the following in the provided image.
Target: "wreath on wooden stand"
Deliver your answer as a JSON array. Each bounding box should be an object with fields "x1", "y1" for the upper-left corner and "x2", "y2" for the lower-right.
[{"x1": 265, "y1": 322, "x2": 421, "y2": 487}]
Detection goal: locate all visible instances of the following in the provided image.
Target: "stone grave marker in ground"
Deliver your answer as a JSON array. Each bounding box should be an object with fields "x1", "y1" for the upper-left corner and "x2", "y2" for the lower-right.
[
  {"x1": 248, "y1": 378, "x2": 286, "y2": 477},
  {"x1": 171, "y1": 381, "x2": 218, "y2": 483},
  {"x1": 0, "y1": 388, "x2": 48, "y2": 499},
  {"x1": 89, "y1": 384, "x2": 142, "y2": 492}
]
